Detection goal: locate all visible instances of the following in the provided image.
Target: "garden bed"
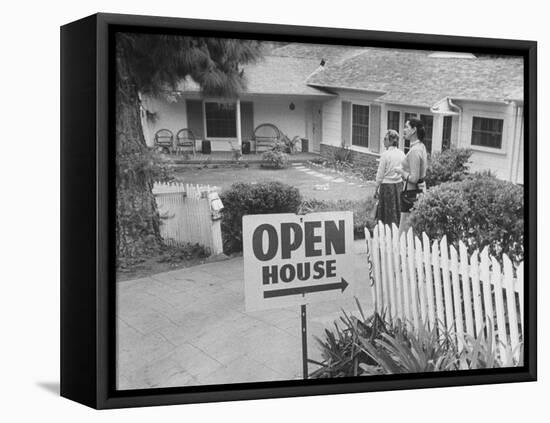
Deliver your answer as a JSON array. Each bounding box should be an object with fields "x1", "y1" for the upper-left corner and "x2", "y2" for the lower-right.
[
  {"x1": 308, "y1": 156, "x2": 379, "y2": 182},
  {"x1": 116, "y1": 243, "x2": 227, "y2": 281}
]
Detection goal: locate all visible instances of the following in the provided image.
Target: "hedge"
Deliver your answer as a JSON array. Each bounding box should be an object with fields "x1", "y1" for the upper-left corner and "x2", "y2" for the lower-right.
[
  {"x1": 409, "y1": 173, "x2": 524, "y2": 264},
  {"x1": 220, "y1": 181, "x2": 302, "y2": 253}
]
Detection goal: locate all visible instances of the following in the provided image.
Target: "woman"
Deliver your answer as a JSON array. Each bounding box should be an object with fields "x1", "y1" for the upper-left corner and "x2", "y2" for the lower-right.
[
  {"x1": 374, "y1": 129, "x2": 406, "y2": 226},
  {"x1": 396, "y1": 118, "x2": 428, "y2": 235}
]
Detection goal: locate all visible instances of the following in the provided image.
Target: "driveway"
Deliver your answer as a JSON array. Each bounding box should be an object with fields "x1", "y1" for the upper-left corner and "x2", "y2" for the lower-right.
[{"x1": 116, "y1": 240, "x2": 374, "y2": 389}]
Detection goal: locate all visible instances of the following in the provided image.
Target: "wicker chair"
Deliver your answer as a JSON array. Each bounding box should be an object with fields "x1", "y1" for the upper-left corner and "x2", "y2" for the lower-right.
[
  {"x1": 176, "y1": 128, "x2": 196, "y2": 156},
  {"x1": 253, "y1": 123, "x2": 281, "y2": 153},
  {"x1": 154, "y1": 129, "x2": 174, "y2": 153}
]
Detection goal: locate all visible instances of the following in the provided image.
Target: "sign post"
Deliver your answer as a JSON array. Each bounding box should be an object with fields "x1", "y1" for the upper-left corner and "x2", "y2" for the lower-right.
[
  {"x1": 243, "y1": 211, "x2": 356, "y2": 380},
  {"x1": 301, "y1": 304, "x2": 308, "y2": 379}
]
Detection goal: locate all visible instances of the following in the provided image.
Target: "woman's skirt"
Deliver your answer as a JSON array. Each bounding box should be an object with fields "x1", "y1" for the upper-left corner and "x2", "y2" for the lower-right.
[{"x1": 376, "y1": 182, "x2": 403, "y2": 226}]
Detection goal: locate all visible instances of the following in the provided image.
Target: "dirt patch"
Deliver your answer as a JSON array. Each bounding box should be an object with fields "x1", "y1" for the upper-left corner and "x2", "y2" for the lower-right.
[{"x1": 116, "y1": 245, "x2": 237, "y2": 282}]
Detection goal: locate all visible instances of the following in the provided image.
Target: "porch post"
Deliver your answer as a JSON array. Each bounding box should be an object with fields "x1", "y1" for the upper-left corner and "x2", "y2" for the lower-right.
[
  {"x1": 380, "y1": 103, "x2": 387, "y2": 149},
  {"x1": 398, "y1": 110, "x2": 405, "y2": 150},
  {"x1": 236, "y1": 98, "x2": 242, "y2": 149},
  {"x1": 432, "y1": 114, "x2": 444, "y2": 153}
]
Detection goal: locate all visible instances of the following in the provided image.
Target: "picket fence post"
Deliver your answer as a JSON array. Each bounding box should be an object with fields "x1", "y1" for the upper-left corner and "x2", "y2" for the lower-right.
[
  {"x1": 364, "y1": 223, "x2": 524, "y2": 361},
  {"x1": 152, "y1": 182, "x2": 223, "y2": 255}
]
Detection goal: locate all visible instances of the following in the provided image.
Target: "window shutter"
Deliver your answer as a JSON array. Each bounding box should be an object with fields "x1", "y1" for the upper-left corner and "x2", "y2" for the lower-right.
[
  {"x1": 369, "y1": 104, "x2": 381, "y2": 152},
  {"x1": 341, "y1": 101, "x2": 351, "y2": 146},
  {"x1": 186, "y1": 100, "x2": 204, "y2": 139},
  {"x1": 240, "y1": 102, "x2": 254, "y2": 141}
]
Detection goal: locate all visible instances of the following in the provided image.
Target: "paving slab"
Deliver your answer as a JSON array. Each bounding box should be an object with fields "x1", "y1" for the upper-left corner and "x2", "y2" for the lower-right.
[{"x1": 116, "y1": 239, "x2": 374, "y2": 389}]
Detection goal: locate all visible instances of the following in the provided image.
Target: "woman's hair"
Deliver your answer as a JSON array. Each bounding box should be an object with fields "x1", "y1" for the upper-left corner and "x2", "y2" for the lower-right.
[
  {"x1": 385, "y1": 129, "x2": 400, "y2": 146},
  {"x1": 406, "y1": 118, "x2": 426, "y2": 142}
]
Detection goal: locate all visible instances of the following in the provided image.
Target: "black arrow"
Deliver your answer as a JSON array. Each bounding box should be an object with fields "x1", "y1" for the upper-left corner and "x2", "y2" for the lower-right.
[{"x1": 263, "y1": 278, "x2": 349, "y2": 299}]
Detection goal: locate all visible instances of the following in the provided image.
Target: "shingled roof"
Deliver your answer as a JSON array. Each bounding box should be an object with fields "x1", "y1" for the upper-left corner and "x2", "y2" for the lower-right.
[
  {"x1": 176, "y1": 55, "x2": 334, "y2": 97},
  {"x1": 306, "y1": 48, "x2": 524, "y2": 106},
  {"x1": 270, "y1": 43, "x2": 367, "y2": 63}
]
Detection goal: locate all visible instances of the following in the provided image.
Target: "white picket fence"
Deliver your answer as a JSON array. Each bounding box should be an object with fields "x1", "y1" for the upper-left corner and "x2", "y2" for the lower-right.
[
  {"x1": 153, "y1": 182, "x2": 223, "y2": 255},
  {"x1": 364, "y1": 222, "x2": 524, "y2": 359}
]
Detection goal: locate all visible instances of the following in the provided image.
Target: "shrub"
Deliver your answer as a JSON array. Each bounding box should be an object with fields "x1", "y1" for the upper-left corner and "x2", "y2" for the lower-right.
[
  {"x1": 409, "y1": 173, "x2": 524, "y2": 264},
  {"x1": 299, "y1": 197, "x2": 377, "y2": 239},
  {"x1": 220, "y1": 181, "x2": 302, "y2": 253},
  {"x1": 261, "y1": 150, "x2": 290, "y2": 169},
  {"x1": 425, "y1": 148, "x2": 473, "y2": 188},
  {"x1": 332, "y1": 142, "x2": 354, "y2": 165}
]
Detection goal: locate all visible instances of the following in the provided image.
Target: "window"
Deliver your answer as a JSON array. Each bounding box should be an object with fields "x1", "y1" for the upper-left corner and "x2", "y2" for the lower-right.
[
  {"x1": 420, "y1": 114, "x2": 434, "y2": 154},
  {"x1": 471, "y1": 117, "x2": 504, "y2": 149},
  {"x1": 442, "y1": 116, "x2": 453, "y2": 151},
  {"x1": 387, "y1": 110, "x2": 400, "y2": 131},
  {"x1": 205, "y1": 102, "x2": 237, "y2": 138},
  {"x1": 352, "y1": 104, "x2": 369, "y2": 147}
]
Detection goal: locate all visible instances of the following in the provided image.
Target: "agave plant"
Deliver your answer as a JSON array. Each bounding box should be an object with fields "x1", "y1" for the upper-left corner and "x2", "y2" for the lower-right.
[
  {"x1": 457, "y1": 324, "x2": 524, "y2": 369},
  {"x1": 309, "y1": 299, "x2": 391, "y2": 378},
  {"x1": 357, "y1": 321, "x2": 459, "y2": 375}
]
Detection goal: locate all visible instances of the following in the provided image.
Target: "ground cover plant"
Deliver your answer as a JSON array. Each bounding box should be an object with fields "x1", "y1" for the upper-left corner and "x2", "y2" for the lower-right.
[{"x1": 310, "y1": 303, "x2": 523, "y2": 378}]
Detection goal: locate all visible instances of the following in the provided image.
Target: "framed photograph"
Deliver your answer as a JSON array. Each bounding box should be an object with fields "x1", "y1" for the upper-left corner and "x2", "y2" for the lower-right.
[{"x1": 60, "y1": 13, "x2": 537, "y2": 409}]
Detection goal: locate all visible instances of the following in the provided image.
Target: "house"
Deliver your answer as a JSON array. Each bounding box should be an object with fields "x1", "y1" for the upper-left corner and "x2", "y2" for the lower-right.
[{"x1": 140, "y1": 44, "x2": 524, "y2": 183}]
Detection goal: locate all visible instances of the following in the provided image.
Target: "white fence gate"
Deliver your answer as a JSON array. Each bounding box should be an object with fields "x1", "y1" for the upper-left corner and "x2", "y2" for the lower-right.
[
  {"x1": 153, "y1": 182, "x2": 223, "y2": 255},
  {"x1": 365, "y1": 222, "x2": 524, "y2": 358}
]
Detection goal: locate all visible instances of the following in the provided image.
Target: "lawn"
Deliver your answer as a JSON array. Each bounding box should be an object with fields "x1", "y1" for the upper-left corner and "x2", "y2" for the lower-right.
[{"x1": 172, "y1": 163, "x2": 376, "y2": 201}]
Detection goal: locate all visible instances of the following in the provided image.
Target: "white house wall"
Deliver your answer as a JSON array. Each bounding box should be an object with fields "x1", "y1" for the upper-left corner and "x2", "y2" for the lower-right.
[
  {"x1": 249, "y1": 97, "x2": 307, "y2": 139},
  {"x1": 322, "y1": 94, "x2": 436, "y2": 153},
  {"x1": 321, "y1": 97, "x2": 342, "y2": 147},
  {"x1": 454, "y1": 100, "x2": 519, "y2": 181},
  {"x1": 140, "y1": 95, "x2": 188, "y2": 147},
  {"x1": 320, "y1": 90, "x2": 385, "y2": 151},
  {"x1": 140, "y1": 94, "x2": 308, "y2": 150}
]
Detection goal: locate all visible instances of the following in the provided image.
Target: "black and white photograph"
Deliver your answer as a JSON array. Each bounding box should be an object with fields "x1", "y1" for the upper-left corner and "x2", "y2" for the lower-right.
[
  {"x1": 115, "y1": 31, "x2": 526, "y2": 390},
  {"x1": 4, "y1": 0, "x2": 548, "y2": 418}
]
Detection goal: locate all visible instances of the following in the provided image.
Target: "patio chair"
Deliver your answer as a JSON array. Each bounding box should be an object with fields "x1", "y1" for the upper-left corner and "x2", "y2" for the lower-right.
[
  {"x1": 253, "y1": 123, "x2": 281, "y2": 153},
  {"x1": 154, "y1": 129, "x2": 174, "y2": 153},
  {"x1": 176, "y1": 128, "x2": 196, "y2": 156}
]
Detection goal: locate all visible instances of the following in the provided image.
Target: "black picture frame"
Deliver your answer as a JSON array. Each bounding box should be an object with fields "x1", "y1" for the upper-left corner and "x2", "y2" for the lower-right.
[{"x1": 60, "y1": 12, "x2": 537, "y2": 409}]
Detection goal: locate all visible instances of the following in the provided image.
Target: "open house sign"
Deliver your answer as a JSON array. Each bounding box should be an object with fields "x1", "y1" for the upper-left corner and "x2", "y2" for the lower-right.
[{"x1": 243, "y1": 211, "x2": 355, "y2": 312}]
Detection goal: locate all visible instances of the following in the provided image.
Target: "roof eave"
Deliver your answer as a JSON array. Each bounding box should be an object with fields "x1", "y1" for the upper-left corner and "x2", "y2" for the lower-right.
[
  {"x1": 307, "y1": 83, "x2": 387, "y2": 95},
  {"x1": 241, "y1": 92, "x2": 336, "y2": 98},
  {"x1": 373, "y1": 98, "x2": 433, "y2": 109},
  {"x1": 449, "y1": 97, "x2": 523, "y2": 105}
]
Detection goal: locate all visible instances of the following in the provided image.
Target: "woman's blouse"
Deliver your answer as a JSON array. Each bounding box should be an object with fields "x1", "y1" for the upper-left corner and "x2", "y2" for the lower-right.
[
  {"x1": 376, "y1": 146, "x2": 406, "y2": 184},
  {"x1": 402, "y1": 141, "x2": 428, "y2": 188}
]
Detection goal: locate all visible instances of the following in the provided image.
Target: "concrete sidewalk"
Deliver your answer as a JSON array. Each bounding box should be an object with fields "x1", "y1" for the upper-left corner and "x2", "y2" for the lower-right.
[{"x1": 116, "y1": 240, "x2": 374, "y2": 389}]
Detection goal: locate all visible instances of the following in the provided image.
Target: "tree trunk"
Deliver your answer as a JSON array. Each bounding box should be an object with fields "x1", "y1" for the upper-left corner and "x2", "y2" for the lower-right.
[{"x1": 115, "y1": 54, "x2": 164, "y2": 261}]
